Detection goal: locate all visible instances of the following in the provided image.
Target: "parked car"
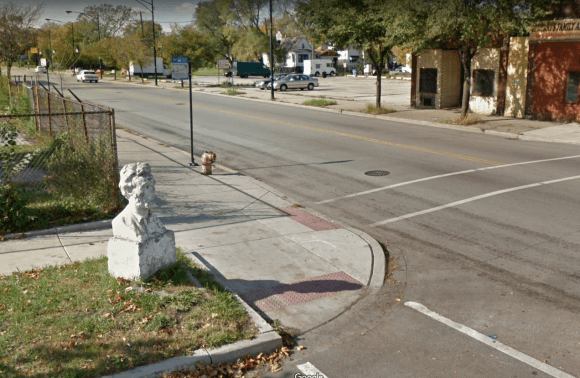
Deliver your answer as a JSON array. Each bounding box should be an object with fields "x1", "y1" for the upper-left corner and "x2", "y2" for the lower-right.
[
  {"x1": 77, "y1": 70, "x2": 99, "y2": 83},
  {"x1": 254, "y1": 74, "x2": 287, "y2": 90},
  {"x1": 34, "y1": 66, "x2": 47, "y2": 74},
  {"x1": 268, "y1": 74, "x2": 319, "y2": 91},
  {"x1": 393, "y1": 66, "x2": 412, "y2": 73}
]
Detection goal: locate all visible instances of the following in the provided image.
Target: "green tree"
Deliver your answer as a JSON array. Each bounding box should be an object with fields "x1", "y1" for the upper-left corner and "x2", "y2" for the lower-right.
[
  {"x1": 298, "y1": 0, "x2": 402, "y2": 108},
  {"x1": 77, "y1": 4, "x2": 135, "y2": 40},
  {"x1": 195, "y1": 0, "x2": 239, "y2": 65},
  {"x1": 0, "y1": 1, "x2": 43, "y2": 77},
  {"x1": 160, "y1": 26, "x2": 212, "y2": 71},
  {"x1": 195, "y1": 0, "x2": 276, "y2": 65},
  {"x1": 404, "y1": 0, "x2": 554, "y2": 117}
]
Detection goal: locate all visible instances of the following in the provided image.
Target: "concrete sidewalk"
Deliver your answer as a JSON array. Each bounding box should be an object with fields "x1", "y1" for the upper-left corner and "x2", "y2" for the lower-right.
[{"x1": 0, "y1": 129, "x2": 385, "y2": 374}]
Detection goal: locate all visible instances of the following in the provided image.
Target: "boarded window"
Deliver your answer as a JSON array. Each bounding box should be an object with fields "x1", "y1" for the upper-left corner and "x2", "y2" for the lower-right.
[
  {"x1": 472, "y1": 70, "x2": 495, "y2": 96},
  {"x1": 565, "y1": 71, "x2": 580, "y2": 104},
  {"x1": 420, "y1": 68, "x2": 437, "y2": 93}
]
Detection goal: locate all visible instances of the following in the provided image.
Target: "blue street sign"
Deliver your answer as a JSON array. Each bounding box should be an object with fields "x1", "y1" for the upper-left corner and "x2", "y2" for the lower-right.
[{"x1": 171, "y1": 56, "x2": 189, "y2": 64}]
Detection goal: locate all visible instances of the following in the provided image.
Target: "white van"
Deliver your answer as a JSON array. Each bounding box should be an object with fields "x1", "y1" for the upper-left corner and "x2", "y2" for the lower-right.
[{"x1": 303, "y1": 59, "x2": 336, "y2": 77}]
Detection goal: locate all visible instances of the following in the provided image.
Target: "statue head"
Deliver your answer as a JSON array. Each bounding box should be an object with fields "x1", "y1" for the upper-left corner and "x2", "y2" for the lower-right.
[{"x1": 119, "y1": 162, "x2": 156, "y2": 210}]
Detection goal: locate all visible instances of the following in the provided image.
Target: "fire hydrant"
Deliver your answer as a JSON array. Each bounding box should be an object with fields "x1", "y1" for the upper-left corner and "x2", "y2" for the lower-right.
[{"x1": 201, "y1": 151, "x2": 217, "y2": 175}]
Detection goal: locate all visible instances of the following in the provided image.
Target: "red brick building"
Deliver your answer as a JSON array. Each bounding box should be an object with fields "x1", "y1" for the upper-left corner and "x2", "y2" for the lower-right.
[
  {"x1": 411, "y1": 17, "x2": 580, "y2": 122},
  {"x1": 526, "y1": 20, "x2": 580, "y2": 122}
]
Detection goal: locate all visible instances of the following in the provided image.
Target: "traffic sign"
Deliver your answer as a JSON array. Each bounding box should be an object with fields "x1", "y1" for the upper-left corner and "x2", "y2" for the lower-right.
[
  {"x1": 217, "y1": 59, "x2": 230, "y2": 69},
  {"x1": 171, "y1": 56, "x2": 189, "y2": 81},
  {"x1": 171, "y1": 56, "x2": 189, "y2": 64}
]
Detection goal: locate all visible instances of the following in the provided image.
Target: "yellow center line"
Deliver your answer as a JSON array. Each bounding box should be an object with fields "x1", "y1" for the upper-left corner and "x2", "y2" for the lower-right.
[{"x1": 102, "y1": 86, "x2": 505, "y2": 166}]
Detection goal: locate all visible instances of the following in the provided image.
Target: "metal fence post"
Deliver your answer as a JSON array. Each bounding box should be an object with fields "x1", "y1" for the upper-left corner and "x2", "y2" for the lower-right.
[
  {"x1": 109, "y1": 108, "x2": 120, "y2": 203},
  {"x1": 62, "y1": 98, "x2": 69, "y2": 131},
  {"x1": 34, "y1": 85, "x2": 40, "y2": 132},
  {"x1": 80, "y1": 103, "x2": 89, "y2": 143},
  {"x1": 47, "y1": 91, "x2": 53, "y2": 137}
]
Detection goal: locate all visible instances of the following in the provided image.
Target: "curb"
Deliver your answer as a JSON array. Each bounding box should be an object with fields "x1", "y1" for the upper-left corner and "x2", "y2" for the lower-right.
[
  {"x1": 100, "y1": 332, "x2": 281, "y2": 378},
  {"x1": 519, "y1": 134, "x2": 580, "y2": 145},
  {"x1": 2, "y1": 219, "x2": 113, "y2": 239}
]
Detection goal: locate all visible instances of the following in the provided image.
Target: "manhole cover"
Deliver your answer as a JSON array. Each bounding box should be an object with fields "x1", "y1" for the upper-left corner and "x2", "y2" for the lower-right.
[{"x1": 364, "y1": 170, "x2": 390, "y2": 176}]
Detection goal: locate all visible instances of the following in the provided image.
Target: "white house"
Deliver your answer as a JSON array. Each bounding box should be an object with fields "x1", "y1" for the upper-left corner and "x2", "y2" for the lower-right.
[
  {"x1": 336, "y1": 46, "x2": 364, "y2": 70},
  {"x1": 262, "y1": 33, "x2": 313, "y2": 73}
]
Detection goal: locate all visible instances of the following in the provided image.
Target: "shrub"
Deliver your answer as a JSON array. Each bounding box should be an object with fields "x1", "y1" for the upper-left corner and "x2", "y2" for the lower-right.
[
  {"x1": 46, "y1": 125, "x2": 117, "y2": 208},
  {"x1": 0, "y1": 183, "x2": 32, "y2": 234}
]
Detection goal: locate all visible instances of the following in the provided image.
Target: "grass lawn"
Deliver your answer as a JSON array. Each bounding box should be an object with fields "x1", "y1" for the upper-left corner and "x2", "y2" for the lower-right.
[
  {"x1": 192, "y1": 67, "x2": 221, "y2": 76},
  {"x1": 0, "y1": 249, "x2": 256, "y2": 377}
]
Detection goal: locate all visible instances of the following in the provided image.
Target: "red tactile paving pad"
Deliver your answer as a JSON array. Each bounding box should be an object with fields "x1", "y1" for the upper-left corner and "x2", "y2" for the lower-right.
[
  {"x1": 241, "y1": 271, "x2": 362, "y2": 313},
  {"x1": 279, "y1": 207, "x2": 340, "y2": 231}
]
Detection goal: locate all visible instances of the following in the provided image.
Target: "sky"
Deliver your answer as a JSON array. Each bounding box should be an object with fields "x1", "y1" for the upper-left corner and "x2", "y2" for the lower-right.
[{"x1": 10, "y1": 0, "x2": 203, "y2": 32}]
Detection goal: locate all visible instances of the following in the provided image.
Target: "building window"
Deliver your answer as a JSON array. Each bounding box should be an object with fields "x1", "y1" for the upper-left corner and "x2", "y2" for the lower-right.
[
  {"x1": 298, "y1": 54, "x2": 309, "y2": 63},
  {"x1": 420, "y1": 68, "x2": 437, "y2": 93},
  {"x1": 349, "y1": 56, "x2": 359, "y2": 63},
  {"x1": 472, "y1": 69, "x2": 495, "y2": 96},
  {"x1": 565, "y1": 71, "x2": 579, "y2": 104}
]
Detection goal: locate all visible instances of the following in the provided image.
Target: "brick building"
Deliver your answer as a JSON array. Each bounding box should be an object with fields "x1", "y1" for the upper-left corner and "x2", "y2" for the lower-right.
[{"x1": 410, "y1": 18, "x2": 580, "y2": 122}]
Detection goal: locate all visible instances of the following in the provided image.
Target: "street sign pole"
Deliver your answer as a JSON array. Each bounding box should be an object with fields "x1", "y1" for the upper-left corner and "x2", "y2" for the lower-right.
[{"x1": 188, "y1": 60, "x2": 198, "y2": 167}]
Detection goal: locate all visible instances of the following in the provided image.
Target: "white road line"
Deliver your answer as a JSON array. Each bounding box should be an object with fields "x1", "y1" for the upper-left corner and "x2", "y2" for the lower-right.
[
  {"x1": 297, "y1": 362, "x2": 329, "y2": 378},
  {"x1": 370, "y1": 175, "x2": 580, "y2": 227},
  {"x1": 317, "y1": 155, "x2": 580, "y2": 204},
  {"x1": 405, "y1": 301, "x2": 576, "y2": 378}
]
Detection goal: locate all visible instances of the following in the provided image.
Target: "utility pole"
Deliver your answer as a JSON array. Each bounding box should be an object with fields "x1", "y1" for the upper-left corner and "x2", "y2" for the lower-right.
[
  {"x1": 135, "y1": 0, "x2": 158, "y2": 86},
  {"x1": 151, "y1": 0, "x2": 158, "y2": 86},
  {"x1": 269, "y1": 0, "x2": 275, "y2": 100}
]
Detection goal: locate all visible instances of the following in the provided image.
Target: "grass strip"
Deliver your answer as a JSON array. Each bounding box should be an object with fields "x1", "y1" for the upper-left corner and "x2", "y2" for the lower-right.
[
  {"x1": 302, "y1": 98, "x2": 337, "y2": 107},
  {"x1": 0, "y1": 248, "x2": 256, "y2": 377},
  {"x1": 222, "y1": 88, "x2": 245, "y2": 96},
  {"x1": 439, "y1": 113, "x2": 484, "y2": 126},
  {"x1": 362, "y1": 104, "x2": 396, "y2": 115}
]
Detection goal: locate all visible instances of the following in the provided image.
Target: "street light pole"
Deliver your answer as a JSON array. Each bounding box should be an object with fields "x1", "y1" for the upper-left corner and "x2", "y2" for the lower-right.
[
  {"x1": 67, "y1": 11, "x2": 102, "y2": 77},
  {"x1": 46, "y1": 18, "x2": 77, "y2": 72}
]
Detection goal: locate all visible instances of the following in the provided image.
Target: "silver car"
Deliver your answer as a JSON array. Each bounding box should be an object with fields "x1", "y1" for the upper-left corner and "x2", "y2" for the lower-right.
[
  {"x1": 255, "y1": 74, "x2": 287, "y2": 90},
  {"x1": 270, "y1": 74, "x2": 319, "y2": 91}
]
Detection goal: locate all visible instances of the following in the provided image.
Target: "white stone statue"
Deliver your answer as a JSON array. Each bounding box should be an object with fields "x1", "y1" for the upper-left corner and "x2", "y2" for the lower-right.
[{"x1": 107, "y1": 162, "x2": 176, "y2": 280}]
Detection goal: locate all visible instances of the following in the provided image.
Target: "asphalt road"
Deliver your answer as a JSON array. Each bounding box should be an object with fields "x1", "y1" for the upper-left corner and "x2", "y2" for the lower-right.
[{"x1": 28, "y1": 71, "x2": 580, "y2": 377}]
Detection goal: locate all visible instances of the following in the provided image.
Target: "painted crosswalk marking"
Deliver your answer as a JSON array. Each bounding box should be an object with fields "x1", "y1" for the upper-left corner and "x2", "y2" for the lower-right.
[{"x1": 405, "y1": 301, "x2": 576, "y2": 378}]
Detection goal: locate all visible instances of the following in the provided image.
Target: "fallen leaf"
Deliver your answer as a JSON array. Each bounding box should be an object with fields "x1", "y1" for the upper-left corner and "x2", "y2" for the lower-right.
[
  {"x1": 295, "y1": 345, "x2": 305, "y2": 351},
  {"x1": 396, "y1": 298, "x2": 401, "y2": 302},
  {"x1": 22, "y1": 290, "x2": 28, "y2": 295},
  {"x1": 211, "y1": 313, "x2": 219, "y2": 319}
]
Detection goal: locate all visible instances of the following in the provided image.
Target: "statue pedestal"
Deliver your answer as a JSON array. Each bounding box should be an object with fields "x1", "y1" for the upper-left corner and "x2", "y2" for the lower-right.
[{"x1": 107, "y1": 230, "x2": 176, "y2": 280}]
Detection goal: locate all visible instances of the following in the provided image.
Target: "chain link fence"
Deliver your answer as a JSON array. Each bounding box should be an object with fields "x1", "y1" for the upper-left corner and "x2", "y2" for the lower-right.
[{"x1": 1, "y1": 76, "x2": 119, "y2": 208}]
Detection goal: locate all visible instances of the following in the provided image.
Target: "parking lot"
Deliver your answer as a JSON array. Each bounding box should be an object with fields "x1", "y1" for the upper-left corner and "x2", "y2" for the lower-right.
[{"x1": 191, "y1": 74, "x2": 413, "y2": 110}]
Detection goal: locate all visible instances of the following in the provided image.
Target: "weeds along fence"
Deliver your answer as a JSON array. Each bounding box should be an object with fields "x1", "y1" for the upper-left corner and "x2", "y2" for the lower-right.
[{"x1": 1, "y1": 76, "x2": 120, "y2": 208}]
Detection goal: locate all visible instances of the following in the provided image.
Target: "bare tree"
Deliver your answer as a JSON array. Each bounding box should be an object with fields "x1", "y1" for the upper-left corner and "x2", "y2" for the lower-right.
[{"x1": 0, "y1": 1, "x2": 43, "y2": 77}]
